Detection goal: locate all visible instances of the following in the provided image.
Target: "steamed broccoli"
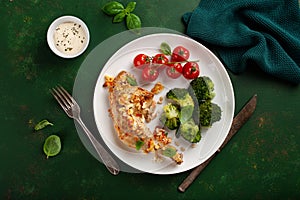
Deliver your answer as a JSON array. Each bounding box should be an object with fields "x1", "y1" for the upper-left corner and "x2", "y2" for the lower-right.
[
  {"x1": 166, "y1": 88, "x2": 195, "y2": 123},
  {"x1": 187, "y1": 76, "x2": 222, "y2": 127},
  {"x1": 199, "y1": 100, "x2": 222, "y2": 127},
  {"x1": 166, "y1": 88, "x2": 194, "y2": 107},
  {"x1": 188, "y1": 76, "x2": 215, "y2": 102},
  {"x1": 178, "y1": 118, "x2": 201, "y2": 143},
  {"x1": 163, "y1": 103, "x2": 179, "y2": 119},
  {"x1": 160, "y1": 103, "x2": 180, "y2": 130}
]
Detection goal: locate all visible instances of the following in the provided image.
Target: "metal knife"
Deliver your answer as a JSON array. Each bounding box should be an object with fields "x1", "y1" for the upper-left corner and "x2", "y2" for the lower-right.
[{"x1": 178, "y1": 94, "x2": 257, "y2": 192}]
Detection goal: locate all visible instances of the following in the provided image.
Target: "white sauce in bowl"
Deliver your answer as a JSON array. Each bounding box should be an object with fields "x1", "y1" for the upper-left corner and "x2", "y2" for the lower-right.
[{"x1": 54, "y1": 22, "x2": 87, "y2": 55}]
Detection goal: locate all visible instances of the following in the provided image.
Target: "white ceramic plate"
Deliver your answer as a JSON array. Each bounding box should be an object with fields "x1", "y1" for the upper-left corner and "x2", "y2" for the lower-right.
[{"x1": 93, "y1": 33, "x2": 235, "y2": 174}]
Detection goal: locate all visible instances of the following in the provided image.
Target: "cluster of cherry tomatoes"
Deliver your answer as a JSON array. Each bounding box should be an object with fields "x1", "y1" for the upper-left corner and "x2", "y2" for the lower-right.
[{"x1": 133, "y1": 45, "x2": 200, "y2": 82}]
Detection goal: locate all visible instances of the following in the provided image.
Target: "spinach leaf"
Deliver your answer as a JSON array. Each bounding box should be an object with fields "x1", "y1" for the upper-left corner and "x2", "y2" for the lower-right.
[
  {"x1": 43, "y1": 135, "x2": 61, "y2": 159},
  {"x1": 34, "y1": 119, "x2": 53, "y2": 131}
]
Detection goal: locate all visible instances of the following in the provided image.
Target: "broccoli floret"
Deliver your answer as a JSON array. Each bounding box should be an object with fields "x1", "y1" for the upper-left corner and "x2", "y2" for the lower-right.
[
  {"x1": 199, "y1": 101, "x2": 222, "y2": 127},
  {"x1": 162, "y1": 88, "x2": 204, "y2": 143},
  {"x1": 179, "y1": 105, "x2": 194, "y2": 124},
  {"x1": 166, "y1": 88, "x2": 195, "y2": 122},
  {"x1": 211, "y1": 103, "x2": 222, "y2": 123},
  {"x1": 166, "y1": 88, "x2": 194, "y2": 107},
  {"x1": 163, "y1": 116, "x2": 180, "y2": 130},
  {"x1": 178, "y1": 118, "x2": 201, "y2": 143},
  {"x1": 166, "y1": 88, "x2": 189, "y2": 100},
  {"x1": 160, "y1": 103, "x2": 180, "y2": 130},
  {"x1": 163, "y1": 103, "x2": 180, "y2": 119},
  {"x1": 188, "y1": 76, "x2": 215, "y2": 102}
]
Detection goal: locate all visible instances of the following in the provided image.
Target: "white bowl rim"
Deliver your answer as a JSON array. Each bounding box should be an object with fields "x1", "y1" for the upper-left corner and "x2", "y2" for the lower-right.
[{"x1": 47, "y1": 15, "x2": 90, "y2": 59}]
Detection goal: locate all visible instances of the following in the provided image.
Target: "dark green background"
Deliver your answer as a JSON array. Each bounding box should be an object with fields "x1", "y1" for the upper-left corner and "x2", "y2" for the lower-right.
[{"x1": 1, "y1": 0, "x2": 299, "y2": 199}]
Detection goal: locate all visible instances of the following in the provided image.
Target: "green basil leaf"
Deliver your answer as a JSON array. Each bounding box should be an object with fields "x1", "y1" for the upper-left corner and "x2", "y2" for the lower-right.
[
  {"x1": 113, "y1": 11, "x2": 126, "y2": 23},
  {"x1": 125, "y1": 1, "x2": 136, "y2": 13},
  {"x1": 162, "y1": 146, "x2": 177, "y2": 158},
  {"x1": 43, "y1": 135, "x2": 61, "y2": 159},
  {"x1": 160, "y1": 42, "x2": 172, "y2": 55},
  {"x1": 34, "y1": 119, "x2": 53, "y2": 131},
  {"x1": 126, "y1": 13, "x2": 141, "y2": 30},
  {"x1": 102, "y1": 1, "x2": 124, "y2": 16},
  {"x1": 126, "y1": 75, "x2": 138, "y2": 86},
  {"x1": 135, "y1": 140, "x2": 144, "y2": 150}
]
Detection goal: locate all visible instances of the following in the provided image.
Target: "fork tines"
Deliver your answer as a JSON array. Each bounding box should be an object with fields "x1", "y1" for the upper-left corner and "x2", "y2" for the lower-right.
[{"x1": 51, "y1": 86, "x2": 73, "y2": 110}]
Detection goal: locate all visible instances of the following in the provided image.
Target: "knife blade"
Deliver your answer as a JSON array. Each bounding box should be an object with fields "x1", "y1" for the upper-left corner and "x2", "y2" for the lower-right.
[{"x1": 178, "y1": 94, "x2": 257, "y2": 192}]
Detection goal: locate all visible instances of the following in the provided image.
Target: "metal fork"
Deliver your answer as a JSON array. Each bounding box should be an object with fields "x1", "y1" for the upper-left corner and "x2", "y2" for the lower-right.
[{"x1": 51, "y1": 86, "x2": 120, "y2": 175}]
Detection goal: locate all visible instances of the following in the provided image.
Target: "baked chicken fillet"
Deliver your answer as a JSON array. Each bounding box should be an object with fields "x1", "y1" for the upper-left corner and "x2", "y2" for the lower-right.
[{"x1": 103, "y1": 70, "x2": 183, "y2": 164}]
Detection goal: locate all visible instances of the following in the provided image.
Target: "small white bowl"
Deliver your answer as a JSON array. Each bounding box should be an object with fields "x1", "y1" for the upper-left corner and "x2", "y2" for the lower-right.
[{"x1": 47, "y1": 15, "x2": 90, "y2": 58}]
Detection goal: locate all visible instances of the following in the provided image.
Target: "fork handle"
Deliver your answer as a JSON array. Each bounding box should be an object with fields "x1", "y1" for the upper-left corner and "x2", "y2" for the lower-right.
[{"x1": 75, "y1": 118, "x2": 120, "y2": 175}]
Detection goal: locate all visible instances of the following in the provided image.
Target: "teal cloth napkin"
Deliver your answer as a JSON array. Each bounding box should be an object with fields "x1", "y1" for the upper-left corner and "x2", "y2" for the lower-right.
[{"x1": 183, "y1": 0, "x2": 300, "y2": 84}]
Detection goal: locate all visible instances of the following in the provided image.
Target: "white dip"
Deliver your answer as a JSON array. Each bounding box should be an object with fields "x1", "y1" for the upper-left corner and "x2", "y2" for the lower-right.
[{"x1": 54, "y1": 22, "x2": 86, "y2": 55}]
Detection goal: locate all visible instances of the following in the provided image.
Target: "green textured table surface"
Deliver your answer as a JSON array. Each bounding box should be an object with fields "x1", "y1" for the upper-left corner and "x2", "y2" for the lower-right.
[{"x1": 1, "y1": 0, "x2": 299, "y2": 199}]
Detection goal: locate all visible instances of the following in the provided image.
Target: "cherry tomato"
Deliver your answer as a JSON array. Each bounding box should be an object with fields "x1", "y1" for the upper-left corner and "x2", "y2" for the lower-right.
[
  {"x1": 182, "y1": 62, "x2": 200, "y2": 79},
  {"x1": 152, "y1": 53, "x2": 169, "y2": 71},
  {"x1": 152, "y1": 54, "x2": 169, "y2": 64},
  {"x1": 171, "y1": 46, "x2": 190, "y2": 62},
  {"x1": 168, "y1": 62, "x2": 183, "y2": 73},
  {"x1": 133, "y1": 54, "x2": 151, "y2": 68},
  {"x1": 165, "y1": 62, "x2": 182, "y2": 79},
  {"x1": 142, "y1": 66, "x2": 159, "y2": 82}
]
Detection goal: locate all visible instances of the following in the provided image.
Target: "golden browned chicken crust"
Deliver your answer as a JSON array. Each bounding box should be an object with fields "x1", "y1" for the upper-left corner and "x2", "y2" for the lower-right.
[{"x1": 103, "y1": 70, "x2": 183, "y2": 164}]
